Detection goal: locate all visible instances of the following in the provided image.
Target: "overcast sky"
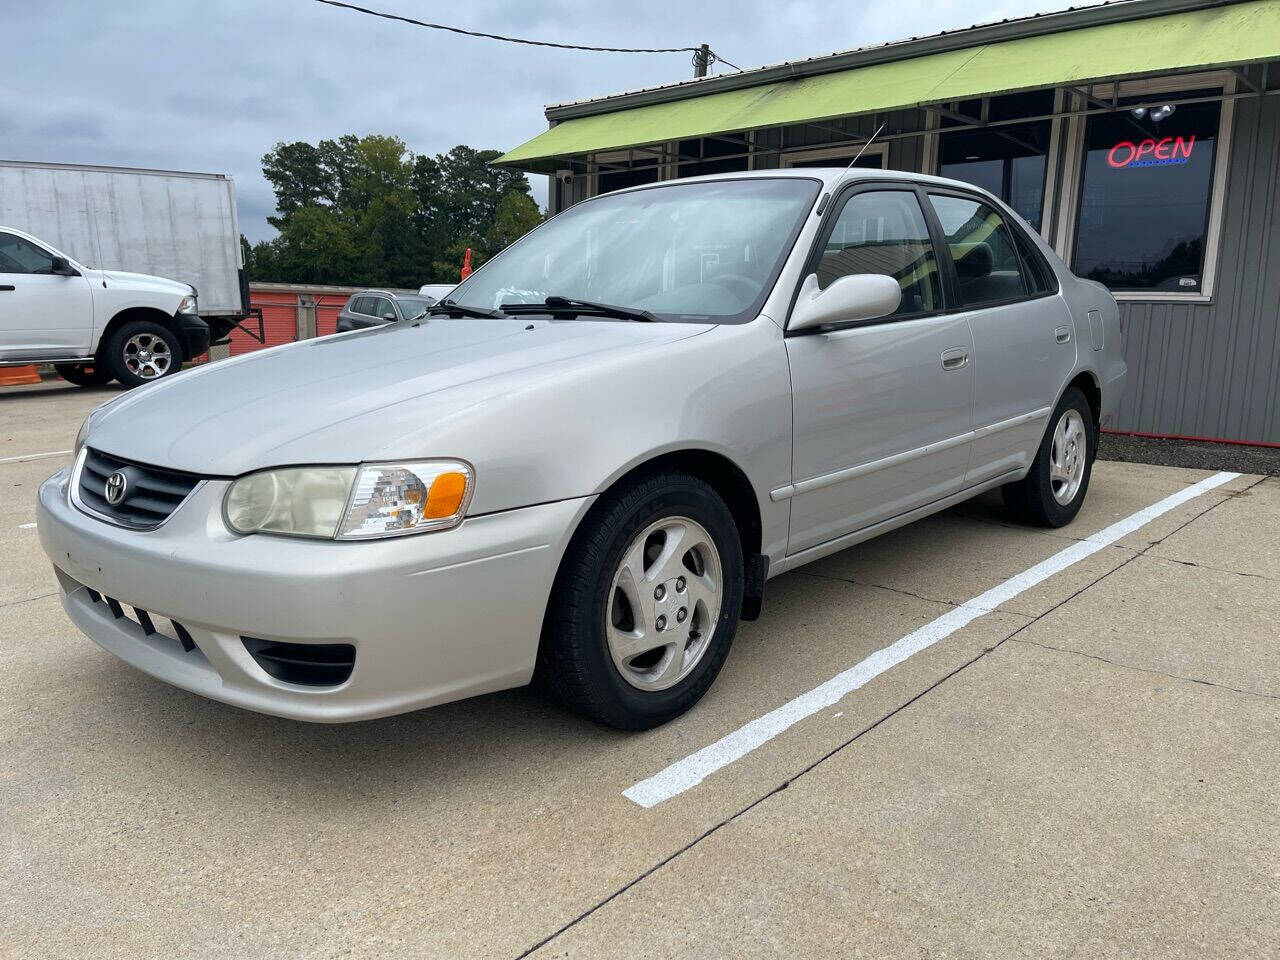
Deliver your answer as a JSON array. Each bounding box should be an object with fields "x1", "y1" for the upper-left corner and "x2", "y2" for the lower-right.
[{"x1": 7, "y1": 0, "x2": 1081, "y2": 242}]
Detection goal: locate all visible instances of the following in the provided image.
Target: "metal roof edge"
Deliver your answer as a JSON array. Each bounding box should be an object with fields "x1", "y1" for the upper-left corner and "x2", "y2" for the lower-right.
[{"x1": 544, "y1": 0, "x2": 1241, "y2": 121}]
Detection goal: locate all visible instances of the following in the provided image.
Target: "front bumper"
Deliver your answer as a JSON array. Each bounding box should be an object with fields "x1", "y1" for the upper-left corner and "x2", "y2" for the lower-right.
[
  {"x1": 175, "y1": 312, "x2": 211, "y2": 359},
  {"x1": 38, "y1": 467, "x2": 592, "y2": 722}
]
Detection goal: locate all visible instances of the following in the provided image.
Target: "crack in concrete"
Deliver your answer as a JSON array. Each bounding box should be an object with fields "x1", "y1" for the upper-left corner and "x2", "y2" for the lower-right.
[
  {"x1": 514, "y1": 474, "x2": 1267, "y2": 959},
  {"x1": 1008, "y1": 636, "x2": 1279, "y2": 702},
  {"x1": 1144, "y1": 552, "x2": 1279, "y2": 583},
  {"x1": 0, "y1": 591, "x2": 56, "y2": 610},
  {"x1": 795, "y1": 569, "x2": 963, "y2": 610}
]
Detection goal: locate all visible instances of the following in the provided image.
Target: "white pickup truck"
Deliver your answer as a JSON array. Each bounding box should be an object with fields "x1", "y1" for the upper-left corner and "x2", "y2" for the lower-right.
[{"x1": 0, "y1": 226, "x2": 208, "y2": 387}]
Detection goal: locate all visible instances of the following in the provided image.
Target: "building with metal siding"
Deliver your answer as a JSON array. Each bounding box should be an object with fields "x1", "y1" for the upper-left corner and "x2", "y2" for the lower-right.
[{"x1": 497, "y1": 0, "x2": 1280, "y2": 445}]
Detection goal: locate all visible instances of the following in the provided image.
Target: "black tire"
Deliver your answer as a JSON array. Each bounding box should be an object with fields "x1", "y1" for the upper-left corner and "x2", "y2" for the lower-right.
[
  {"x1": 537, "y1": 471, "x2": 744, "y2": 730},
  {"x1": 1002, "y1": 386, "x2": 1095, "y2": 527},
  {"x1": 54, "y1": 362, "x2": 114, "y2": 387},
  {"x1": 104, "y1": 321, "x2": 183, "y2": 389}
]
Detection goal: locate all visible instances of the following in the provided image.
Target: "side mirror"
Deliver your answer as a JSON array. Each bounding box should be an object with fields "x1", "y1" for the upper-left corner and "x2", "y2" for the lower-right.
[
  {"x1": 50, "y1": 256, "x2": 79, "y2": 277},
  {"x1": 788, "y1": 273, "x2": 902, "y2": 333},
  {"x1": 382, "y1": 312, "x2": 397, "y2": 322}
]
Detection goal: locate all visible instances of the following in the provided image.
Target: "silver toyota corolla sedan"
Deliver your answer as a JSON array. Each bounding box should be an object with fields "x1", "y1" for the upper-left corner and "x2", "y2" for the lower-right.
[{"x1": 38, "y1": 169, "x2": 1125, "y2": 729}]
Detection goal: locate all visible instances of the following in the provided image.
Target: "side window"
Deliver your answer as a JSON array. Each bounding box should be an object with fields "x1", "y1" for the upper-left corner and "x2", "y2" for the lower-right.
[
  {"x1": 353, "y1": 296, "x2": 374, "y2": 316},
  {"x1": 1010, "y1": 223, "x2": 1056, "y2": 296},
  {"x1": 370, "y1": 296, "x2": 394, "y2": 318},
  {"x1": 0, "y1": 233, "x2": 56, "y2": 275},
  {"x1": 927, "y1": 194, "x2": 1029, "y2": 308},
  {"x1": 817, "y1": 190, "x2": 942, "y2": 318}
]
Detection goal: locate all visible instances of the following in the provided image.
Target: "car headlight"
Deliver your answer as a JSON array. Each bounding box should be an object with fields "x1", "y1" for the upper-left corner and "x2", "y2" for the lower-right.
[
  {"x1": 178, "y1": 294, "x2": 198, "y2": 314},
  {"x1": 223, "y1": 460, "x2": 474, "y2": 540}
]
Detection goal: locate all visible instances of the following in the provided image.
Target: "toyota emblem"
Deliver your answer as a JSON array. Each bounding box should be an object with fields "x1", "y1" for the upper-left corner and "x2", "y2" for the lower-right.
[{"x1": 104, "y1": 471, "x2": 128, "y2": 506}]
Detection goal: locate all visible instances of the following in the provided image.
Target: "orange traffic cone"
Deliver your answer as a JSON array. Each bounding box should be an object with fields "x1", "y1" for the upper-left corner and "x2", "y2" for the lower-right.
[{"x1": 0, "y1": 365, "x2": 41, "y2": 386}]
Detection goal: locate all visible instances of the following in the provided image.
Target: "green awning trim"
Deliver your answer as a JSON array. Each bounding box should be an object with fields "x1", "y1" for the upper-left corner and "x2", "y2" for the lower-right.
[{"x1": 499, "y1": 0, "x2": 1280, "y2": 170}]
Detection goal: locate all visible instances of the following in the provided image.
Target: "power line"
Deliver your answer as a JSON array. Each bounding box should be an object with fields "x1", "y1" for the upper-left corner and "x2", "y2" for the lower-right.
[{"x1": 311, "y1": 0, "x2": 714, "y2": 56}]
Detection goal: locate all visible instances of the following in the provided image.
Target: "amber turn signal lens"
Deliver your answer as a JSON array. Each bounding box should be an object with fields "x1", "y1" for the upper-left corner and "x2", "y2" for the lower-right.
[{"x1": 425, "y1": 471, "x2": 468, "y2": 519}]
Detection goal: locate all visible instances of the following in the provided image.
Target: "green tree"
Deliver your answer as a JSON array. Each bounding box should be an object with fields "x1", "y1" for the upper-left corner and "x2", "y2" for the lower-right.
[
  {"x1": 253, "y1": 135, "x2": 539, "y2": 287},
  {"x1": 486, "y1": 191, "x2": 543, "y2": 254}
]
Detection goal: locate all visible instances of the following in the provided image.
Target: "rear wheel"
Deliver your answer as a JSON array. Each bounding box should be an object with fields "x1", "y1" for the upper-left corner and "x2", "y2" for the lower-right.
[
  {"x1": 537, "y1": 471, "x2": 744, "y2": 730},
  {"x1": 1002, "y1": 386, "x2": 1095, "y2": 527},
  {"x1": 105, "y1": 321, "x2": 182, "y2": 388},
  {"x1": 54, "y1": 362, "x2": 113, "y2": 387}
]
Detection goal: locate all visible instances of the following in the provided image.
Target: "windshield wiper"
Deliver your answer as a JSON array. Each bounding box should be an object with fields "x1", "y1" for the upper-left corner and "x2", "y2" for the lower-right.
[
  {"x1": 426, "y1": 299, "x2": 504, "y2": 319},
  {"x1": 499, "y1": 296, "x2": 655, "y2": 323}
]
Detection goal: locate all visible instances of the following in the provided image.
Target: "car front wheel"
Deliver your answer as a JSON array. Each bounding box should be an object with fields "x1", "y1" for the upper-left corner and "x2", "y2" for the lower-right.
[
  {"x1": 1002, "y1": 386, "x2": 1095, "y2": 527},
  {"x1": 538, "y1": 471, "x2": 744, "y2": 730}
]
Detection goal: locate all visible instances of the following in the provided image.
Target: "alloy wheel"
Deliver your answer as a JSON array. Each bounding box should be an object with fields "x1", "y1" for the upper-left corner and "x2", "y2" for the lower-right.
[
  {"x1": 1050, "y1": 408, "x2": 1087, "y2": 505},
  {"x1": 122, "y1": 332, "x2": 172, "y2": 380},
  {"x1": 605, "y1": 516, "x2": 723, "y2": 692}
]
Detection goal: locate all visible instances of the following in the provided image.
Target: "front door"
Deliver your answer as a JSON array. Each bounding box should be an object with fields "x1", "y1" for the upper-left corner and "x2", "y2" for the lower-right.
[
  {"x1": 785, "y1": 187, "x2": 975, "y2": 555},
  {"x1": 0, "y1": 231, "x2": 93, "y2": 359}
]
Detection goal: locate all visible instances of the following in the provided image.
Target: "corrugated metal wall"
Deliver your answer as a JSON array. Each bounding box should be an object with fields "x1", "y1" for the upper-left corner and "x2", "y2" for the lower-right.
[{"x1": 1113, "y1": 90, "x2": 1280, "y2": 443}]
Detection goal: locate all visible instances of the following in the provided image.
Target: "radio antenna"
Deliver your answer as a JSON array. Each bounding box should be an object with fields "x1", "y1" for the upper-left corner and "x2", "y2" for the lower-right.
[{"x1": 845, "y1": 124, "x2": 885, "y2": 170}]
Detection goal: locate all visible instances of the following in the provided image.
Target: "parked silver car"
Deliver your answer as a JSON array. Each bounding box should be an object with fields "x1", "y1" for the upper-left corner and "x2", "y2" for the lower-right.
[
  {"x1": 335, "y1": 290, "x2": 435, "y2": 332},
  {"x1": 38, "y1": 170, "x2": 1125, "y2": 729}
]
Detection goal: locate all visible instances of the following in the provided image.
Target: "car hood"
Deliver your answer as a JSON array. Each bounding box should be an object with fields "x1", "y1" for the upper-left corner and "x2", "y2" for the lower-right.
[
  {"x1": 95, "y1": 269, "x2": 192, "y2": 296},
  {"x1": 87, "y1": 317, "x2": 712, "y2": 475}
]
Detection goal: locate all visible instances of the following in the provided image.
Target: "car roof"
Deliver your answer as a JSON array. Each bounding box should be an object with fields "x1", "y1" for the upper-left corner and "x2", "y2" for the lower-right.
[
  {"x1": 603, "y1": 167, "x2": 1001, "y2": 205},
  {"x1": 353, "y1": 289, "x2": 426, "y2": 300}
]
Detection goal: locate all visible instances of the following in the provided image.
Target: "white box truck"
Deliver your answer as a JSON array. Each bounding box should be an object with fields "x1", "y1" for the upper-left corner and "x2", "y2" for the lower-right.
[{"x1": 0, "y1": 160, "x2": 257, "y2": 387}]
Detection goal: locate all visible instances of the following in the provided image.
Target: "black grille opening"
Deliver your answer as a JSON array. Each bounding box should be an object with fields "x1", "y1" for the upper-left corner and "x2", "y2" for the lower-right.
[
  {"x1": 242, "y1": 638, "x2": 355, "y2": 687},
  {"x1": 78, "y1": 448, "x2": 203, "y2": 529}
]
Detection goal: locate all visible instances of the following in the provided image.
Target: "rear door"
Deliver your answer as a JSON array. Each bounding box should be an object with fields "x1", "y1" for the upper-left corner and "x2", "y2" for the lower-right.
[
  {"x1": 785, "y1": 184, "x2": 976, "y2": 554},
  {"x1": 924, "y1": 192, "x2": 1077, "y2": 484},
  {"x1": 0, "y1": 231, "x2": 93, "y2": 358}
]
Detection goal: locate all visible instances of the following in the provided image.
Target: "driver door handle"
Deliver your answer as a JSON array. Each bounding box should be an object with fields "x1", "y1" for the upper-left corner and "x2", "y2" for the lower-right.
[
  {"x1": 940, "y1": 347, "x2": 969, "y2": 371},
  {"x1": 0, "y1": 285, "x2": 14, "y2": 292}
]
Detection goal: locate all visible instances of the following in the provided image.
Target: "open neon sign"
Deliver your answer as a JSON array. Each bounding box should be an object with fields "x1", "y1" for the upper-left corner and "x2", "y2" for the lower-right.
[{"x1": 1107, "y1": 135, "x2": 1197, "y2": 169}]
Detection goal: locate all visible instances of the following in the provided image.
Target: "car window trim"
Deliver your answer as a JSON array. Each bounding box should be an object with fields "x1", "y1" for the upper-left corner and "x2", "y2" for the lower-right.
[
  {"x1": 784, "y1": 178, "x2": 953, "y2": 336},
  {"x1": 922, "y1": 186, "x2": 1060, "y2": 310}
]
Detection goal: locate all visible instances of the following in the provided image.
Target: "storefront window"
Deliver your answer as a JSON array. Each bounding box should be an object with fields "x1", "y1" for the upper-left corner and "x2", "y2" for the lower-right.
[
  {"x1": 596, "y1": 159, "x2": 660, "y2": 195},
  {"x1": 938, "y1": 92, "x2": 1055, "y2": 230},
  {"x1": 677, "y1": 137, "x2": 749, "y2": 176},
  {"x1": 1072, "y1": 94, "x2": 1221, "y2": 292},
  {"x1": 939, "y1": 122, "x2": 1052, "y2": 230}
]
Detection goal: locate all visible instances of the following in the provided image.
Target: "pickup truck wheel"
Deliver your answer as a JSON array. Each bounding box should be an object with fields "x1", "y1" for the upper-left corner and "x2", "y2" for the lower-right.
[
  {"x1": 54, "y1": 362, "x2": 114, "y2": 387},
  {"x1": 538, "y1": 471, "x2": 744, "y2": 730},
  {"x1": 1002, "y1": 386, "x2": 1095, "y2": 528},
  {"x1": 105, "y1": 322, "x2": 181, "y2": 388}
]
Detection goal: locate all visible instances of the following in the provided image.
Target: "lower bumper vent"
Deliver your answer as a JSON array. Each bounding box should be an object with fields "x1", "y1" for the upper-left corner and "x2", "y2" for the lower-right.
[
  {"x1": 89, "y1": 590, "x2": 196, "y2": 652},
  {"x1": 242, "y1": 638, "x2": 355, "y2": 687}
]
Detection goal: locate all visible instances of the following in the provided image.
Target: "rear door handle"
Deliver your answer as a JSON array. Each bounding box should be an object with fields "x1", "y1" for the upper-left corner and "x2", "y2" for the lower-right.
[
  {"x1": 0, "y1": 285, "x2": 14, "y2": 292},
  {"x1": 940, "y1": 347, "x2": 969, "y2": 370},
  {"x1": 1055, "y1": 325, "x2": 1072, "y2": 344}
]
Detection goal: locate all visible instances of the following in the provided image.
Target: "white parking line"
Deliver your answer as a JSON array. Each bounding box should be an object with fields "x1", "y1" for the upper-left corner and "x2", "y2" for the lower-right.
[
  {"x1": 624, "y1": 471, "x2": 1242, "y2": 808},
  {"x1": 0, "y1": 449, "x2": 72, "y2": 464},
  {"x1": 18, "y1": 523, "x2": 37, "y2": 529}
]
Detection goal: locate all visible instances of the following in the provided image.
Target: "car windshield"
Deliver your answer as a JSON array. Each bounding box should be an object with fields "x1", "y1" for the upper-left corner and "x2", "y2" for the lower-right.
[
  {"x1": 395, "y1": 296, "x2": 433, "y2": 318},
  {"x1": 447, "y1": 178, "x2": 820, "y2": 323}
]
